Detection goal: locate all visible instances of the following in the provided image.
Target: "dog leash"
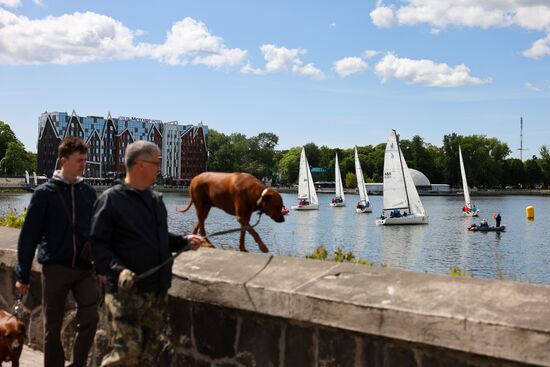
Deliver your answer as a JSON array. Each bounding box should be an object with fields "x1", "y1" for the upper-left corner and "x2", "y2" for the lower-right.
[
  {"x1": 134, "y1": 213, "x2": 263, "y2": 283},
  {"x1": 7, "y1": 293, "x2": 24, "y2": 321}
]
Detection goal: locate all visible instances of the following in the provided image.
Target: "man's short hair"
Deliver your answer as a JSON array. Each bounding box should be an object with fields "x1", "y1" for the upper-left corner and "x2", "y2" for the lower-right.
[
  {"x1": 58, "y1": 137, "x2": 88, "y2": 159},
  {"x1": 125, "y1": 141, "x2": 161, "y2": 171}
]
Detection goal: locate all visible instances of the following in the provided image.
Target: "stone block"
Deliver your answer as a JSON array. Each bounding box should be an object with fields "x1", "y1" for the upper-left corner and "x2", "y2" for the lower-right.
[
  {"x1": 284, "y1": 323, "x2": 315, "y2": 367},
  {"x1": 237, "y1": 315, "x2": 281, "y2": 367},
  {"x1": 318, "y1": 328, "x2": 356, "y2": 367},
  {"x1": 174, "y1": 353, "x2": 211, "y2": 367},
  {"x1": 169, "y1": 296, "x2": 193, "y2": 345},
  {"x1": 193, "y1": 303, "x2": 237, "y2": 359},
  {"x1": 384, "y1": 343, "x2": 417, "y2": 367}
]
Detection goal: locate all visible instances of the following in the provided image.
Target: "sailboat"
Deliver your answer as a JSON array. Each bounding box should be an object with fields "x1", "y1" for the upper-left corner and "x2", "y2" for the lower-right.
[
  {"x1": 330, "y1": 154, "x2": 345, "y2": 207},
  {"x1": 459, "y1": 145, "x2": 479, "y2": 217},
  {"x1": 376, "y1": 130, "x2": 428, "y2": 225},
  {"x1": 354, "y1": 147, "x2": 372, "y2": 213},
  {"x1": 291, "y1": 147, "x2": 319, "y2": 210}
]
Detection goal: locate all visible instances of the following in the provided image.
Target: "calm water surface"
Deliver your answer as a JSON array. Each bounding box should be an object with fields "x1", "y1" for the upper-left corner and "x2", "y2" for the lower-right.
[{"x1": 2, "y1": 191, "x2": 550, "y2": 285}]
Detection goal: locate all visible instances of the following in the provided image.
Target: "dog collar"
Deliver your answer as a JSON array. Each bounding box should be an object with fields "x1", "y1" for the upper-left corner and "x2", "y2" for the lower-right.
[{"x1": 256, "y1": 188, "x2": 268, "y2": 209}]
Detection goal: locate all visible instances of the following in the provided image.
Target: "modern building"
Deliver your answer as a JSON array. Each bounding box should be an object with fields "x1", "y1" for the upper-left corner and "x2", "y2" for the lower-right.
[
  {"x1": 37, "y1": 110, "x2": 208, "y2": 181},
  {"x1": 366, "y1": 169, "x2": 450, "y2": 194}
]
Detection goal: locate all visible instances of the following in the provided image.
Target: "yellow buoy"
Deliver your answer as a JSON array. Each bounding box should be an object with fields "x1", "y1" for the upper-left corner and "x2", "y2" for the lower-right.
[{"x1": 526, "y1": 206, "x2": 535, "y2": 220}]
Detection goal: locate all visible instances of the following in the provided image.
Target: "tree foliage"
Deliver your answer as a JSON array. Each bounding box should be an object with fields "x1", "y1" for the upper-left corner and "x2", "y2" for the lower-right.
[
  {"x1": 204, "y1": 128, "x2": 550, "y2": 188},
  {"x1": 0, "y1": 121, "x2": 18, "y2": 161},
  {"x1": 0, "y1": 140, "x2": 35, "y2": 175}
]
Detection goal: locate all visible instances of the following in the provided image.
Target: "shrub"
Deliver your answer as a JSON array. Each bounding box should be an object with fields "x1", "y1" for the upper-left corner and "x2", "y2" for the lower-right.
[{"x1": 0, "y1": 208, "x2": 26, "y2": 228}]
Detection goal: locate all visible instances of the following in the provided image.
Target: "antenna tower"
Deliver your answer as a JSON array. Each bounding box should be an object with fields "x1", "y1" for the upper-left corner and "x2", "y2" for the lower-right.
[{"x1": 518, "y1": 116, "x2": 528, "y2": 161}]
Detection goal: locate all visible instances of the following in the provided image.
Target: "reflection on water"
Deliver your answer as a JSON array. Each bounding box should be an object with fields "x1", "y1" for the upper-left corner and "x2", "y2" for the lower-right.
[{"x1": 3, "y1": 191, "x2": 550, "y2": 285}]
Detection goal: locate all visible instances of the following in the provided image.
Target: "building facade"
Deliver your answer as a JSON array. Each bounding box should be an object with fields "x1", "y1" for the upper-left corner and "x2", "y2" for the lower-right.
[{"x1": 37, "y1": 111, "x2": 208, "y2": 180}]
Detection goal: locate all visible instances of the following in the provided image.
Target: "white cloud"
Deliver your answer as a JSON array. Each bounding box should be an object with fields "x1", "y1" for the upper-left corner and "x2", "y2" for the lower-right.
[
  {"x1": 140, "y1": 17, "x2": 246, "y2": 67},
  {"x1": 370, "y1": 1, "x2": 550, "y2": 58},
  {"x1": 374, "y1": 53, "x2": 490, "y2": 87},
  {"x1": 32, "y1": 0, "x2": 44, "y2": 6},
  {"x1": 370, "y1": 5, "x2": 395, "y2": 28},
  {"x1": 329, "y1": 21, "x2": 336, "y2": 28},
  {"x1": 240, "y1": 63, "x2": 265, "y2": 75},
  {"x1": 373, "y1": 1, "x2": 550, "y2": 31},
  {"x1": 333, "y1": 57, "x2": 368, "y2": 77},
  {"x1": 0, "y1": 9, "x2": 138, "y2": 64},
  {"x1": 525, "y1": 81, "x2": 542, "y2": 92},
  {"x1": 244, "y1": 44, "x2": 325, "y2": 79},
  {"x1": 0, "y1": 0, "x2": 21, "y2": 8},
  {"x1": 363, "y1": 49, "x2": 381, "y2": 59},
  {"x1": 523, "y1": 33, "x2": 550, "y2": 58},
  {"x1": 0, "y1": 10, "x2": 247, "y2": 68}
]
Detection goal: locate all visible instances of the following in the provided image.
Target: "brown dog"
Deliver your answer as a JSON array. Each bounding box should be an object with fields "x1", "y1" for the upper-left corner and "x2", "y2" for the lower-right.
[
  {"x1": 179, "y1": 172, "x2": 285, "y2": 252},
  {"x1": 0, "y1": 309, "x2": 25, "y2": 367}
]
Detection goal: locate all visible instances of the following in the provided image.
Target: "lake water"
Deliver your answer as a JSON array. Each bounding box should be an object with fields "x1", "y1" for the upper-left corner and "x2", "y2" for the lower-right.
[{"x1": 2, "y1": 191, "x2": 550, "y2": 285}]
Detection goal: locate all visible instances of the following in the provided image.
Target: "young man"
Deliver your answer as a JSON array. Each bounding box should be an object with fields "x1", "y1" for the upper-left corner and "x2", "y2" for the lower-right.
[
  {"x1": 15, "y1": 137, "x2": 99, "y2": 367},
  {"x1": 90, "y1": 141, "x2": 205, "y2": 366}
]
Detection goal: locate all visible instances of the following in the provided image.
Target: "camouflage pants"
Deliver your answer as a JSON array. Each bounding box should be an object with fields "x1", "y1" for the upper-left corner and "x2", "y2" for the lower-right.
[{"x1": 101, "y1": 290, "x2": 169, "y2": 367}]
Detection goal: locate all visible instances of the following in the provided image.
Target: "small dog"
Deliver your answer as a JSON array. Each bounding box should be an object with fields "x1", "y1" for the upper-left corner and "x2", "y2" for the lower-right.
[
  {"x1": 179, "y1": 172, "x2": 285, "y2": 252},
  {"x1": 0, "y1": 309, "x2": 25, "y2": 367}
]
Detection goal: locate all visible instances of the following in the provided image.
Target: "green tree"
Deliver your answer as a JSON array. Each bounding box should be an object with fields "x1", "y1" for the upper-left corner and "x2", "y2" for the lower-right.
[
  {"x1": 443, "y1": 134, "x2": 510, "y2": 187},
  {"x1": 539, "y1": 145, "x2": 550, "y2": 185},
  {"x1": 345, "y1": 171, "x2": 356, "y2": 189},
  {"x1": 502, "y1": 158, "x2": 525, "y2": 187},
  {"x1": 247, "y1": 132, "x2": 279, "y2": 180},
  {"x1": 0, "y1": 140, "x2": 35, "y2": 175},
  {"x1": 277, "y1": 147, "x2": 302, "y2": 184},
  {"x1": 303, "y1": 143, "x2": 321, "y2": 168},
  {"x1": 524, "y1": 156, "x2": 544, "y2": 187},
  {"x1": 0, "y1": 121, "x2": 18, "y2": 161}
]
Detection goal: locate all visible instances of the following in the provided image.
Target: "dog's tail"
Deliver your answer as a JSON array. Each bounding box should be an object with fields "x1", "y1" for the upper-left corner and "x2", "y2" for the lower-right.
[{"x1": 176, "y1": 199, "x2": 194, "y2": 213}]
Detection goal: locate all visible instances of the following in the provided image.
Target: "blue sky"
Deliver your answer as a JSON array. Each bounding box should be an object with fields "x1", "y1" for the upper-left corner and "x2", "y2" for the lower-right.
[{"x1": 1, "y1": 0, "x2": 549, "y2": 159}]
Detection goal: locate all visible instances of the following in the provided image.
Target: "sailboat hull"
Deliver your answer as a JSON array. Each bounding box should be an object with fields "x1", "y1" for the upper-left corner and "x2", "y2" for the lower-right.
[
  {"x1": 291, "y1": 203, "x2": 320, "y2": 210},
  {"x1": 376, "y1": 214, "x2": 428, "y2": 225},
  {"x1": 463, "y1": 210, "x2": 480, "y2": 217},
  {"x1": 356, "y1": 208, "x2": 372, "y2": 213},
  {"x1": 329, "y1": 202, "x2": 346, "y2": 207},
  {"x1": 356, "y1": 206, "x2": 372, "y2": 213}
]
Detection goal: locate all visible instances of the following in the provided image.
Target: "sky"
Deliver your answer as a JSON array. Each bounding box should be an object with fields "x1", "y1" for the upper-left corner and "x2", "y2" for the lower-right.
[{"x1": 1, "y1": 0, "x2": 549, "y2": 159}]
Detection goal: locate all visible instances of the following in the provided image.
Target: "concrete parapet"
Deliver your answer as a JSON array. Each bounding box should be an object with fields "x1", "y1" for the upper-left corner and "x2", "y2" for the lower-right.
[{"x1": 1, "y1": 226, "x2": 549, "y2": 366}]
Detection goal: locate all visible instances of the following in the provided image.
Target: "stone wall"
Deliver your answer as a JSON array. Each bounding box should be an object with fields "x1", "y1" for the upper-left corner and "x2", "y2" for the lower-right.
[{"x1": 2, "y1": 226, "x2": 550, "y2": 366}]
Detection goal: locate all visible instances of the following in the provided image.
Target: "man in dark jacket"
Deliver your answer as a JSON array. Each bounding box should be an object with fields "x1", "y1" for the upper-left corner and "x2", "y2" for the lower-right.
[
  {"x1": 90, "y1": 141, "x2": 205, "y2": 366},
  {"x1": 15, "y1": 137, "x2": 99, "y2": 367}
]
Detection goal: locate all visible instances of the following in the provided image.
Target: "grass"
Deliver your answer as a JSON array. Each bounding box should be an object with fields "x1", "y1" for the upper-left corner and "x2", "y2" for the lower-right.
[
  {"x1": 0, "y1": 208, "x2": 27, "y2": 228},
  {"x1": 306, "y1": 244, "x2": 374, "y2": 266}
]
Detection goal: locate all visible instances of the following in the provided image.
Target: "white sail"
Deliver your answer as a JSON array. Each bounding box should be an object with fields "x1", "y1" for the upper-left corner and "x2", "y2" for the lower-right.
[
  {"x1": 334, "y1": 154, "x2": 345, "y2": 202},
  {"x1": 354, "y1": 147, "x2": 369, "y2": 203},
  {"x1": 382, "y1": 131, "x2": 426, "y2": 216},
  {"x1": 297, "y1": 148, "x2": 318, "y2": 205},
  {"x1": 459, "y1": 146, "x2": 471, "y2": 208}
]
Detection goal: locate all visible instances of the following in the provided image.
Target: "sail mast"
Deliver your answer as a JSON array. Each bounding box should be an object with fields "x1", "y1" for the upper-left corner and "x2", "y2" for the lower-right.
[
  {"x1": 305, "y1": 149, "x2": 311, "y2": 200},
  {"x1": 394, "y1": 130, "x2": 411, "y2": 213}
]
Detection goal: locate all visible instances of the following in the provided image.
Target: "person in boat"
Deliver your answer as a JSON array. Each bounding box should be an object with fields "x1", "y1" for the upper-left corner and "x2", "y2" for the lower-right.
[
  {"x1": 463, "y1": 205, "x2": 470, "y2": 213},
  {"x1": 495, "y1": 213, "x2": 501, "y2": 227},
  {"x1": 390, "y1": 209, "x2": 401, "y2": 218},
  {"x1": 356, "y1": 202, "x2": 364, "y2": 210},
  {"x1": 479, "y1": 219, "x2": 489, "y2": 228},
  {"x1": 472, "y1": 204, "x2": 477, "y2": 213},
  {"x1": 403, "y1": 211, "x2": 408, "y2": 217}
]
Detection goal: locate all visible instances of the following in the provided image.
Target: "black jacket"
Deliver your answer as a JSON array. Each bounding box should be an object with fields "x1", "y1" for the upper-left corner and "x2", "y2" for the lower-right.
[
  {"x1": 90, "y1": 181, "x2": 188, "y2": 293},
  {"x1": 16, "y1": 174, "x2": 97, "y2": 284}
]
